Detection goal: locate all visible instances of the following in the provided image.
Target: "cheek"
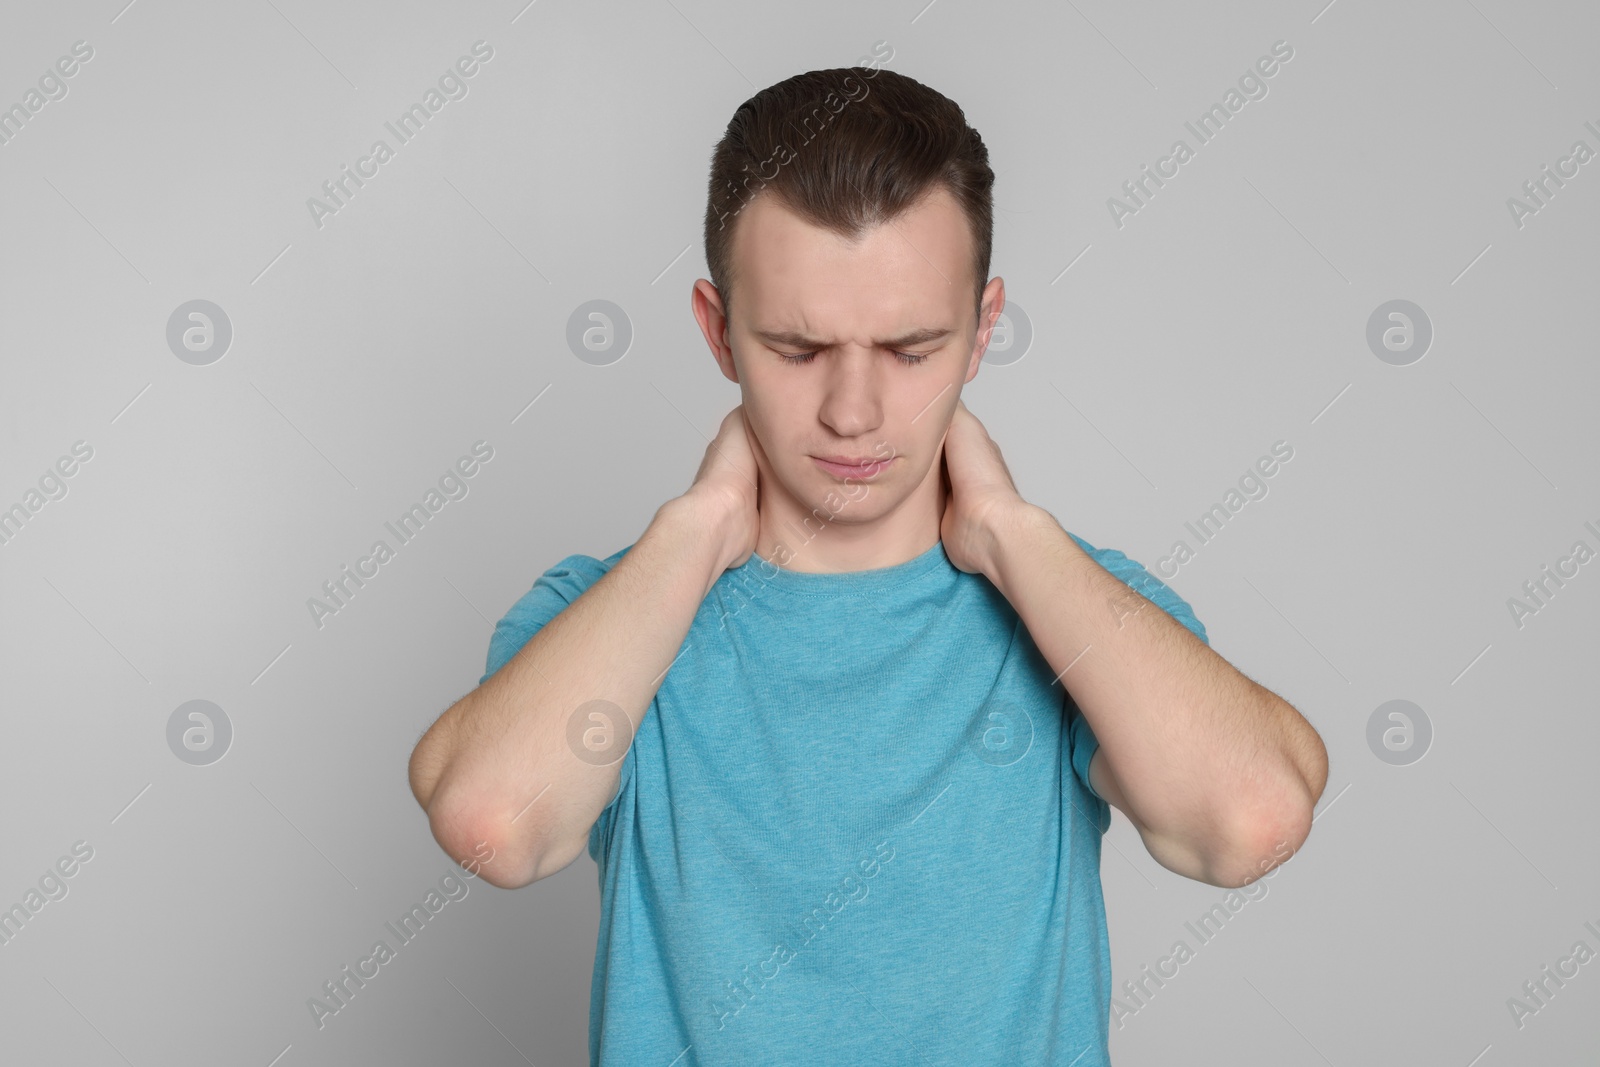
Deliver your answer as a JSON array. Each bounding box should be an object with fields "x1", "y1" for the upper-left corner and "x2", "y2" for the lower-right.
[{"x1": 750, "y1": 403, "x2": 804, "y2": 451}]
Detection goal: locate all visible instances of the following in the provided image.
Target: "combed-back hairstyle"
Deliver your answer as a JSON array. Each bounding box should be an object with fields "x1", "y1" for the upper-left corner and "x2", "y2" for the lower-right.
[{"x1": 704, "y1": 67, "x2": 995, "y2": 323}]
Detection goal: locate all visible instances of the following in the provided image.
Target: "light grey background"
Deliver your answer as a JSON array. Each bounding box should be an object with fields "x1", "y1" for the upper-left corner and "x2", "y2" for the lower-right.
[{"x1": 1, "y1": 0, "x2": 1596, "y2": 1064}]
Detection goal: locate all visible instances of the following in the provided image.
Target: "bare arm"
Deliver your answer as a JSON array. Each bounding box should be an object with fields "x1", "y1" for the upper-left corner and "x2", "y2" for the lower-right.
[
  {"x1": 408, "y1": 495, "x2": 732, "y2": 888},
  {"x1": 936, "y1": 401, "x2": 1323, "y2": 889},
  {"x1": 409, "y1": 407, "x2": 761, "y2": 889},
  {"x1": 990, "y1": 504, "x2": 1326, "y2": 888}
]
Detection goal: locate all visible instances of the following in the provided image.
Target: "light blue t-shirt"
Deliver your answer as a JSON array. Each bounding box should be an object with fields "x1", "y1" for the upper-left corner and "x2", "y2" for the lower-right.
[{"x1": 481, "y1": 531, "x2": 1208, "y2": 1066}]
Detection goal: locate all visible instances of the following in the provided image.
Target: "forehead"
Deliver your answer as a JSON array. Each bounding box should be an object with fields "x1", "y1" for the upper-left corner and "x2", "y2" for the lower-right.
[{"x1": 729, "y1": 185, "x2": 974, "y2": 333}]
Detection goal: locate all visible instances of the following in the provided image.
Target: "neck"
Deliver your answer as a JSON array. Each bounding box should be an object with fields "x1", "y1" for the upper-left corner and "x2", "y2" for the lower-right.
[{"x1": 753, "y1": 451, "x2": 947, "y2": 575}]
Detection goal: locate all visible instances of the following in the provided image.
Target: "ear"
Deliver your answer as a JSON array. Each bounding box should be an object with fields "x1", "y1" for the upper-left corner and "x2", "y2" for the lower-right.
[
  {"x1": 968, "y1": 276, "x2": 1006, "y2": 384},
  {"x1": 692, "y1": 279, "x2": 739, "y2": 384}
]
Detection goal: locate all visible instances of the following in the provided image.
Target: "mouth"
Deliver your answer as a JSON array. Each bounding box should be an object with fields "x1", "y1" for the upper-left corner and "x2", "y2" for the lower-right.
[{"x1": 812, "y1": 455, "x2": 893, "y2": 479}]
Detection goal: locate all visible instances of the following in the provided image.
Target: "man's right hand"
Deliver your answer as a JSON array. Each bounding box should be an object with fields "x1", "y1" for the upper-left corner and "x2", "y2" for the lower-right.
[{"x1": 683, "y1": 404, "x2": 762, "y2": 575}]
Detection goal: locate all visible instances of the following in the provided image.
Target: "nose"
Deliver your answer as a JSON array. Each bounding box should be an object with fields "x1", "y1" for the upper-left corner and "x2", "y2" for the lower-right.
[{"x1": 816, "y1": 348, "x2": 885, "y2": 439}]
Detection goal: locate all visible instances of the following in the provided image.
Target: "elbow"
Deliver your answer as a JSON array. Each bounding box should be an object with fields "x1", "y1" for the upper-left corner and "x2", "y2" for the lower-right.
[
  {"x1": 408, "y1": 695, "x2": 591, "y2": 890},
  {"x1": 1214, "y1": 790, "x2": 1315, "y2": 889},
  {"x1": 407, "y1": 699, "x2": 547, "y2": 889},
  {"x1": 422, "y1": 780, "x2": 547, "y2": 891},
  {"x1": 1205, "y1": 770, "x2": 1318, "y2": 889},
  {"x1": 1252, "y1": 725, "x2": 1327, "y2": 872},
  {"x1": 1218, "y1": 710, "x2": 1326, "y2": 887}
]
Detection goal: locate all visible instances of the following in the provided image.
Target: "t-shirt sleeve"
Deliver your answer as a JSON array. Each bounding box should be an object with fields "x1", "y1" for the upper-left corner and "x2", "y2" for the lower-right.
[
  {"x1": 477, "y1": 551, "x2": 637, "y2": 826},
  {"x1": 1062, "y1": 532, "x2": 1211, "y2": 815}
]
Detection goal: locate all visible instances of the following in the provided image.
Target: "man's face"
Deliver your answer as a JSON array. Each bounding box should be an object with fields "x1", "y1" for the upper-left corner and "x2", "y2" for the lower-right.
[{"x1": 694, "y1": 186, "x2": 1004, "y2": 540}]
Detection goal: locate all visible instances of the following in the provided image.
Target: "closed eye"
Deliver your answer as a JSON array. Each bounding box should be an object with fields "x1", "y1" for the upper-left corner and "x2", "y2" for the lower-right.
[{"x1": 779, "y1": 351, "x2": 928, "y2": 366}]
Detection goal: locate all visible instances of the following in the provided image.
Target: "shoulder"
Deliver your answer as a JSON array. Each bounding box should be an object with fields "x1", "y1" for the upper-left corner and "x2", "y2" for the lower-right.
[{"x1": 506, "y1": 546, "x2": 627, "y2": 610}]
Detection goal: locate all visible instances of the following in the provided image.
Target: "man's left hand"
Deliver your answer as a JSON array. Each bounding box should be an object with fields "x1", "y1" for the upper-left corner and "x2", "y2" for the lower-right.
[{"x1": 939, "y1": 399, "x2": 1030, "y2": 578}]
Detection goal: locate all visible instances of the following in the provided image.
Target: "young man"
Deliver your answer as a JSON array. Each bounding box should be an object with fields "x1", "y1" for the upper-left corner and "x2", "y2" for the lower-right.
[{"x1": 408, "y1": 67, "x2": 1327, "y2": 1066}]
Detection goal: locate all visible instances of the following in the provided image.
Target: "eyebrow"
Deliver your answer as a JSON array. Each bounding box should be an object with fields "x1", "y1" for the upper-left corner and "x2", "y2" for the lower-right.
[{"x1": 752, "y1": 326, "x2": 955, "y2": 351}]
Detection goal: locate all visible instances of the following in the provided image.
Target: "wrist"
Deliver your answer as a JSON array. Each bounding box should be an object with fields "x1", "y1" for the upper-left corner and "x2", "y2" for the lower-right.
[
  {"x1": 663, "y1": 491, "x2": 742, "y2": 585},
  {"x1": 985, "y1": 502, "x2": 1059, "y2": 590}
]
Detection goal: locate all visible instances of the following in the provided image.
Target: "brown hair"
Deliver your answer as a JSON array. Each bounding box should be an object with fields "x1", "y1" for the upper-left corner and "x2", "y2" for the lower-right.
[{"x1": 703, "y1": 66, "x2": 995, "y2": 325}]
